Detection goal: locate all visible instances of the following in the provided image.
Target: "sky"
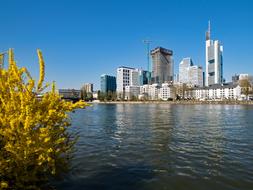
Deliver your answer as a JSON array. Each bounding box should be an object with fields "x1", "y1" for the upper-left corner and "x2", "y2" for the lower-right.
[{"x1": 0, "y1": 0, "x2": 253, "y2": 90}]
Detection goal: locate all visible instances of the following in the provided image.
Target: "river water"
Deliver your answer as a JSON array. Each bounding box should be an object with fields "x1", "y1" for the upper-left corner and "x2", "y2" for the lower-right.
[{"x1": 55, "y1": 104, "x2": 253, "y2": 190}]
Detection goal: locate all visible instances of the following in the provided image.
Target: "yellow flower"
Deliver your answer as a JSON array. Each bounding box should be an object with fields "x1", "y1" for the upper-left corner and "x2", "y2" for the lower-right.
[
  {"x1": 47, "y1": 148, "x2": 53, "y2": 153},
  {"x1": 44, "y1": 137, "x2": 50, "y2": 143},
  {"x1": 37, "y1": 49, "x2": 45, "y2": 91},
  {"x1": 1, "y1": 181, "x2": 8, "y2": 189},
  {"x1": 27, "y1": 140, "x2": 32, "y2": 145},
  {"x1": 0, "y1": 49, "x2": 87, "y2": 189}
]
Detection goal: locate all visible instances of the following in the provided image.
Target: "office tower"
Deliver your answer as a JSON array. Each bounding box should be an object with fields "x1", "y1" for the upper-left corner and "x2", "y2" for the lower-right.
[
  {"x1": 232, "y1": 74, "x2": 240, "y2": 84},
  {"x1": 151, "y1": 47, "x2": 174, "y2": 84},
  {"x1": 116, "y1": 66, "x2": 141, "y2": 94},
  {"x1": 179, "y1": 57, "x2": 193, "y2": 84},
  {"x1": 188, "y1": 65, "x2": 203, "y2": 87},
  {"x1": 205, "y1": 21, "x2": 223, "y2": 86},
  {"x1": 179, "y1": 57, "x2": 203, "y2": 87},
  {"x1": 139, "y1": 70, "x2": 149, "y2": 85},
  {"x1": 100, "y1": 74, "x2": 116, "y2": 93},
  {"x1": 82, "y1": 83, "x2": 93, "y2": 93}
]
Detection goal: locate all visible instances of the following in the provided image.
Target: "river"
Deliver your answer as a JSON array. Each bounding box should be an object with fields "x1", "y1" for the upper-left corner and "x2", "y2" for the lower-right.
[{"x1": 55, "y1": 104, "x2": 253, "y2": 190}]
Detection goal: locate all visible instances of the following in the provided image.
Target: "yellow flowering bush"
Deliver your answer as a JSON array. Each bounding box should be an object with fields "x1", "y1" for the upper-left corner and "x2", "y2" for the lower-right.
[{"x1": 0, "y1": 49, "x2": 88, "y2": 189}]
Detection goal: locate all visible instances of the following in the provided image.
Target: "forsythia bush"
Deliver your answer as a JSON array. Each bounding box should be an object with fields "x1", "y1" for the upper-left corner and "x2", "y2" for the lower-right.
[{"x1": 0, "y1": 49, "x2": 88, "y2": 189}]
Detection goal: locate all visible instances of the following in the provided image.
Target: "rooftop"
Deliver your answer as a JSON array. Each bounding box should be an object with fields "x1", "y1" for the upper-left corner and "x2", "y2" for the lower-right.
[{"x1": 151, "y1": 47, "x2": 173, "y2": 55}]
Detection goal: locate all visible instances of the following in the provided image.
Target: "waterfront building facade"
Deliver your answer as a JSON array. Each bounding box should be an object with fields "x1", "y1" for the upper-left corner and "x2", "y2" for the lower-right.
[
  {"x1": 189, "y1": 83, "x2": 241, "y2": 100},
  {"x1": 117, "y1": 66, "x2": 149, "y2": 98},
  {"x1": 100, "y1": 74, "x2": 116, "y2": 93},
  {"x1": 151, "y1": 47, "x2": 174, "y2": 84},
  {"x1": 82, "y1": 83, "x2": 93, "y2": 93},
  {"x1": 148, "y1": 84, "x2": 160, "y2": 100},
  {"x1": 158, "y1": 83, "x2": 176, "y2": 100},
  {"x1": 205, "y1": 21, "x2": 223, "y2": 86},
  {"x1": 58, "y1": 89, "x2": 81, "y2": 99},
  {"x1": 125, "y1": 85, "x2": 140, "y2": 100},
  {"x1": 116, "y1": 66, "x2": 133, "y2": 95}
]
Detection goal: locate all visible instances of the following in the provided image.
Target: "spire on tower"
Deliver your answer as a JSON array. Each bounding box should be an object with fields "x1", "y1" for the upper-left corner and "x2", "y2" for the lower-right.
[{"x1": 206, "y1": 20, "x2": 211, "y2": 41}]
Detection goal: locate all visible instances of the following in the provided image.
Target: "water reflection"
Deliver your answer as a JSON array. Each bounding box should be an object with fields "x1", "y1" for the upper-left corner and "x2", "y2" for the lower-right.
[{"x1": 56, "y1": 104, "x2": 253, "y2": 190}]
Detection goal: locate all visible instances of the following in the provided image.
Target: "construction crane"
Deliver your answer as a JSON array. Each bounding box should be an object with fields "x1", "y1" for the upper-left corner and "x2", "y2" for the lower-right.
[{"x1": 143, "y1": 39, "x2": 152, "y2": 84}]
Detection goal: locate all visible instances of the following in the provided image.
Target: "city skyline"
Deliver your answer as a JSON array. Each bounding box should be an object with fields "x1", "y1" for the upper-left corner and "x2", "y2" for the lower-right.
[{"x1": 0, "y1": 0, "x2": 253, "y2": 90}]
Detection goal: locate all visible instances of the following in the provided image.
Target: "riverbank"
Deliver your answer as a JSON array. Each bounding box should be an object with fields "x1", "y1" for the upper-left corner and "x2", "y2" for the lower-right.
[{"x1": 90, "y1": 100, "x2": 253, "y2": 105}]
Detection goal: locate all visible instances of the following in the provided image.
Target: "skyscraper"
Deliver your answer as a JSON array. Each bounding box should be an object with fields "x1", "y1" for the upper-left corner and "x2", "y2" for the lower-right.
[
  {"x1": 179, "y1": 57, "x2": 193, "y2": 84},
  {"x1": 205, "y1": 21, "x2": 223, "y2": 86},
  {"x1": 188, "y1": 65, "x2": 203, "y2": 87},
  {"x1": 179, "y1": 57, "x2": 203, "y2": 87},
  {"x1": 151, "y1": 47, "x2": 174, "y2": 84},
  {"x1": 100, "y1": 74, "x2": 116, "y2": 93},
  {"x1": 138, "y1": 70, "x2": 149, "y2": 85},
  {"x1": 116, "y1": 66, "x2": 141, "y2": 95}
]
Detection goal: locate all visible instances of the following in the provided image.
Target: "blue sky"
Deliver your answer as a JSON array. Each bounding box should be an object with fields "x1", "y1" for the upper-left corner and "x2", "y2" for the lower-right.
[{"x1": 0, "y1": 0, "x2": 253, "y2": 90}]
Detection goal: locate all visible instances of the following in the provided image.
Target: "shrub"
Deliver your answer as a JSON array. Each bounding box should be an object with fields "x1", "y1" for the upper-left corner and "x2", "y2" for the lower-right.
[{"x1": 0, "y1": 49, "x2": 88, "y2": 189}]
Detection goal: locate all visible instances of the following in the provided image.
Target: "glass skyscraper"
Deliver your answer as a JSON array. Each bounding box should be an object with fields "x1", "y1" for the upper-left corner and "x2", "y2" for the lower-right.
[{"x1": 100, "y1": 74, "x2": 116, "y2": 93}]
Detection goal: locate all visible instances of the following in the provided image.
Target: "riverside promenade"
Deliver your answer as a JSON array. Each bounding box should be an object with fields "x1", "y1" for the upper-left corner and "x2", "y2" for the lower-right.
[{"x1": 91, "y1": 100, "x2": 253, "y2": 105}]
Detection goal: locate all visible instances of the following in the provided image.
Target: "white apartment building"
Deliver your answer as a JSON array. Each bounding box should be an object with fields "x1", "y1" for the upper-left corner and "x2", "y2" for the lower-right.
[
  {"x1": 125, "y1": 85, "x2": 140, "y2": 100},
  {"x1": 191, "y1": 83, "x2": 241, "y2": 100},
  {"x1": 116, "y1": 66, "x2": 143, "y2": 95},
  {"x1": 148, "y1": 84, "x2": 160, "y2": 100},
  {"x1": 158, "y1": 83, "x2": 176, "y2": 100},
  {"x1": 139, "y1": 84, "x2": 160, "y2": 100}
]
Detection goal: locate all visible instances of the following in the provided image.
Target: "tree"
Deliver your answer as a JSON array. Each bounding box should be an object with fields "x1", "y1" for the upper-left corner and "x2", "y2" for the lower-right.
[
  {"x1": 97, "y1": 90, "x2": 105, "y2": 101},
  {"x1": 239, "y1": 79, "x2": 253, "y2": 100},
  {"x1": 0, "y1": 49, "x2": 88, "y2": 189},
  {"x1": 86, "y1": 92, "x2": 93, "y2": 101},
  {"x1": 111, "y1": 91, "x2": 117, "y2": 101}
]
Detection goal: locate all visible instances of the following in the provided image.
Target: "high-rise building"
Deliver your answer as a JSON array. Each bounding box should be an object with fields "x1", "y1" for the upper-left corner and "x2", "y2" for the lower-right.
[
  {"x1": 179, "y1": 58, "x2": 193, "y2": 84},
  {"x1": 151, "y1": 47, "x2": 174, "y2": 84},
  {"x1": 232, "y1": 74, "x2": 240, "y2": 84},
  {"x1": 100, "y1": 74, "x2": 116, "y2": 93},
  {"x1": 205, "y1": 21, "x2": 223, "y2": 86},
  {"x1": 82, "y1": 83, "x2": 93, "y2": 93},
  {"x1": 116, "y1": 66, "x2": 141, "y2": 95},
  {"x1": 188, "y1": 65, "x2": 203, "y2": 87},
  {"x1": 138, "y1": 70, "x2": 149, "y2": 85},
  {"x1": 179, "y1": 58, "x2": 203, "y2": 87}
]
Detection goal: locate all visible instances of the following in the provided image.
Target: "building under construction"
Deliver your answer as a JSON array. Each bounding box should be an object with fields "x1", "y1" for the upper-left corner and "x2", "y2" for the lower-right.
[{"x1": 151, "y1": 47, "x2": 174, "y2": 84}]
